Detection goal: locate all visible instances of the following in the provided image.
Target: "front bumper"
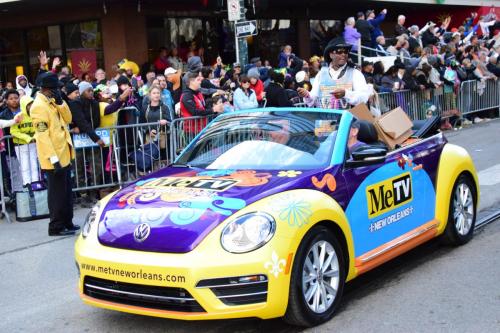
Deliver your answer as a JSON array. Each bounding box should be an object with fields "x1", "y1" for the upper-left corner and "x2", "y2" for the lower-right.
[{"x1": 75, "y1": 233, "x2": 294, "y2": 320}]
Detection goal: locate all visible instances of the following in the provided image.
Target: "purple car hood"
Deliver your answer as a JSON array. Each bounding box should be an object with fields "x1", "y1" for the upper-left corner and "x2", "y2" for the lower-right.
[{"x1": 97, "y1": 167, "x2": 322, "y2": 253}]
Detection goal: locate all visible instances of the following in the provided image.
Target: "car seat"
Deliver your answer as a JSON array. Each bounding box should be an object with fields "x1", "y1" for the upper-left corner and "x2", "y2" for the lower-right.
[{"x1": 356, "y1": 120, "x2": 388, "y2": 150}]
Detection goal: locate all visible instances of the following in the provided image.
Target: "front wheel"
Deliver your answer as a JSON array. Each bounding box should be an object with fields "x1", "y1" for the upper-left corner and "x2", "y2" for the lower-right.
[
  {"x1": 284, "y1": 225, "x2": 345, "y2": 327},
  {"x1": 442, "y1": 174, "x2": 477, "y2": 245}
]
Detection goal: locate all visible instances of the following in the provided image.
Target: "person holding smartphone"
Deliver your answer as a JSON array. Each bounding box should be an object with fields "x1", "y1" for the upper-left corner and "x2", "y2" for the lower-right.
[{"x1": 31, "y1": 72, "x2": 78, "y2": 236}]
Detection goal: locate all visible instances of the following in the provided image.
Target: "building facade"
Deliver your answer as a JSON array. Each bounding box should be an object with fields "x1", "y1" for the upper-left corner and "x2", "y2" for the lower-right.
[{"x1": 0, "y1": 0, "x2": 496, "y2": 83}]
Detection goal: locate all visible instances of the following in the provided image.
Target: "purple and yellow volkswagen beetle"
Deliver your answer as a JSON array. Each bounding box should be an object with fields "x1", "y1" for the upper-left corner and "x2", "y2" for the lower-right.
[{"x1": 75, "y1": 108, "x2": 478, "y2": 327}]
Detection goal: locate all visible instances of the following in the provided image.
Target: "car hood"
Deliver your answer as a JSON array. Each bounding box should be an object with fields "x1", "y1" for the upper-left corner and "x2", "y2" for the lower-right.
[{"x1": 97, "y1": 167, "x2": 323, "y2": 253}]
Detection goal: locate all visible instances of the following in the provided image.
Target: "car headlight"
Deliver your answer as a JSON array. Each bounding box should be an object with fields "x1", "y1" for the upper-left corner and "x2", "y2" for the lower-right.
[
  {"x1": 221, "y1": 212, "x2": 276, "y2": 253},
  {"x1": 82, "y1": 202, "x2": 101, "y2": 238}
]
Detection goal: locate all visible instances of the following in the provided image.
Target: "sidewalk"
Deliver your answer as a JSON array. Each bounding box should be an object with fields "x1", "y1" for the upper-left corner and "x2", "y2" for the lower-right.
[{"x1": 0, "y1": 208, "x2": 87, "y2": 255}]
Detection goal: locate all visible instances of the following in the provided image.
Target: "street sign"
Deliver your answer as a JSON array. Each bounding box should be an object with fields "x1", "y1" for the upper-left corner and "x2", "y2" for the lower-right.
[
  {"x1": 235, "y1": 20, "x2": 258, "y2": 38},
  {"x1": 227, "y1": 0, "x2": 241, "y2": 21}
]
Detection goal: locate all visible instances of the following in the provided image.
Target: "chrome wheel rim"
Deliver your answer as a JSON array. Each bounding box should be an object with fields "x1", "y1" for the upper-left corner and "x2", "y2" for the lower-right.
[
  {"x1": 302, "y1": 240, "x2": 339, "y2": 314},
  {"x1": 453, "y1": 183, "x2": 474, "y2": 236}
]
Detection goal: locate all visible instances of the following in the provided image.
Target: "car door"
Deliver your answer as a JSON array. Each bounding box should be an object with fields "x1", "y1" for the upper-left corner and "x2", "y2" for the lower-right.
[{"x1": 342, "y1": 143, "x2": 436, "y2": 262}]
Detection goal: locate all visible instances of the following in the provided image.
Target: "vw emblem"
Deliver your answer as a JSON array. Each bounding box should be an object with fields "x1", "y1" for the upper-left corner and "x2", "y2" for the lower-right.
[{"x1": 134, "y1": 223, "x2": 151, "y2": 243}]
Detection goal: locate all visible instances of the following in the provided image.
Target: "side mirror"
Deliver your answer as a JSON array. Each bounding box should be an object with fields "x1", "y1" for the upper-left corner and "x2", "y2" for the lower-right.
[{"x1": 345, "y1": 146, "x2": 387, "y2": 168}]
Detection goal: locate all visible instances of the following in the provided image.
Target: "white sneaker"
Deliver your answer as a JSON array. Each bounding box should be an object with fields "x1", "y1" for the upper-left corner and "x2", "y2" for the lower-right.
[
  {"x1": 463, "y1": 119, "x2": 473, "y2": 125},
  {"x1": 483, "y1": 118, "x2": 492, "y2": 122},
  {"x1": 474, "y1": 117, "x2": 483, "y2": 123}
]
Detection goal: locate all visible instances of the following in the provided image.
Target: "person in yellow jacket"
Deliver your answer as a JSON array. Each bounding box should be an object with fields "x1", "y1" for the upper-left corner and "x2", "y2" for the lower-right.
[
  {"x1": 10, "y1": 95, "x2": 40, "y2": 187},
  {"x1": 30, "y1": 72, "x2": 79, "y2": 236}
]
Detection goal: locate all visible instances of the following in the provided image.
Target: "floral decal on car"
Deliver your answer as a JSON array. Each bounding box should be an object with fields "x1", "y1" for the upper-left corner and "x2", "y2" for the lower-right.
[
  {"x1": 277, "y1": 170, "x2": 303, "y2": 178},
  {"x1": 272, "y1": 193, "x2": 312, "y2": 227}
]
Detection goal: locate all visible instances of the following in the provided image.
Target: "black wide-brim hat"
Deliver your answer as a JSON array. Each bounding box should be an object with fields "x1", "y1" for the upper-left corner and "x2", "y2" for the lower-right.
[
  {"x1": 324, "y1": 36, "x2": 352, "y2": 63},
  {"x1": 36, "y1": 71, "x2": 64, "y2": 89}
]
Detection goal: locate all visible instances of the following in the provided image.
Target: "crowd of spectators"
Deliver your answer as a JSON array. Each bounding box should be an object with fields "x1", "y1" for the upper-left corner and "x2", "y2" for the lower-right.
[{"x1": 0, "y1": 7, "x2": 498, "y2": 203}]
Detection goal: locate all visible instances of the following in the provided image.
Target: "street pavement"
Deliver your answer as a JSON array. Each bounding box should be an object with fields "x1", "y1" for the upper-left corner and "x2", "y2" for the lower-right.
[{"x1": 1, "y1": 119, "x2": 500, "y2": 333}]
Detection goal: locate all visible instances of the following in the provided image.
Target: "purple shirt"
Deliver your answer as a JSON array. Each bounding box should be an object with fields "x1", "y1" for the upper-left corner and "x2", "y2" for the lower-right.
[{"x1": 343, "y1": 26, "x2": 361, "y2": 51}]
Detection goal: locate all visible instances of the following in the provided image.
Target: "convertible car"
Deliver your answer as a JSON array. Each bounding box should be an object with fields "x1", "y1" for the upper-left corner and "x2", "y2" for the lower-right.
[{"x1": 75, "y1": 108, "x2": 478, "y2": 327}]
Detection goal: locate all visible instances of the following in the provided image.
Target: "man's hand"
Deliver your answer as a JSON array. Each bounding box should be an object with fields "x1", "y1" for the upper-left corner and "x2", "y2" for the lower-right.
[
  {"x1": 38, "y1": 50, "x2": 49, "y2": 68},
  {"x1": 52, "y1": 57, "x2": 61, "y2": 70},
  {"x1": 381, "y1": 9, "x2": 387, "y2": 14},
  {"x1": 14, "y1": 113, "x2": 23, "y2": 124},
  {"x1": 51, "y1": 89, "x2": 64, "y2": 105},
  {"x1": 97, "y1": 139, "x2": 106, "y2": 148},
  {"x1": 332, "y1": 88, "x2": 346, "y2": 99},
  {"x1": 159, "y1": 119, "x2": 168, "y2": 126},
  {"x1": 297, "y1": 87, "x2": 309, "y2": 98},
  {"x1": 52, "y1": 161, "x2": 63, "y2": 173},
  {"x1": 71, "y1": 127, "x2": 80, "y2": 134},
  {"x1": 119, "y1": 87, "x2": 132, "y2": 102}
]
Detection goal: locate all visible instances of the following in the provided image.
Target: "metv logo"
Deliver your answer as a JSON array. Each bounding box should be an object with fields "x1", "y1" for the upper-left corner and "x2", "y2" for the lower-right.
[{"x1": 366, "y1": 173, "x2": 412, "y2": 219}]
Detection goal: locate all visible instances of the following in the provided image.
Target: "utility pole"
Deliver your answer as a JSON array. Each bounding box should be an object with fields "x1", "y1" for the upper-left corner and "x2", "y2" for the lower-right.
[{"x1": 228, "y1": 0, "x2": 248, "y2": 66}]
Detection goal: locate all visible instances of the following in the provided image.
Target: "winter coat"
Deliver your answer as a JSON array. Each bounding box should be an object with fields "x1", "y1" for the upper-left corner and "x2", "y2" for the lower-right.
[
  {"x1": 355, "y1": 19, "x2": 373, "y2": 46},
  {"x1": 16, "y1": 75, "x2": 32, "y2": 97},
  {"x1": 264, "y1": 82, "x2": 293, "y2": 107},
  {"x1": 11, "y1": 95, "x2": 35, "y2": 145},
  {"x1": 140, "y1": 102, "x2": 172, "y2": 123},
  {"x1": 233, "y1": 88, "x2": 258, "y2": 110},
  {"x1": 380, "y1": 75, "x2": 403, "y2": 92},
  {"x1": 394, "y1": 24, "x2": 409, "y2": 37},
  {"x1": 70, "y1": 97, "x2": 122, "y2": 142},
  {"x1": 343, "y1": 26, "x2": 361, "y2": 51},
  {"x1": 368, "y1": 13, "x2": 386, "y2": 46},
  {"x1": 30, "y1": 93, "x2": 74, "y2": 170},
  {"x1": 180, "y1": 88, "x2": 215, "y2": 134},
  {"x1": 250, "y1": 79, "x2": 265, "y2": 102}
]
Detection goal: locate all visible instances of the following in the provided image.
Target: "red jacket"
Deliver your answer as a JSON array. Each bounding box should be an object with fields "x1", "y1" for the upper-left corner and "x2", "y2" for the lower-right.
[
  {"x1": 180, "y1": 89, "x2": 211, "y2": 134},
  {"x1": 154, "y1": 57, "x2": 170, "y2": 74},
  {"x1": 250, "y1": 79, "x2": 264, "y2": 102}
]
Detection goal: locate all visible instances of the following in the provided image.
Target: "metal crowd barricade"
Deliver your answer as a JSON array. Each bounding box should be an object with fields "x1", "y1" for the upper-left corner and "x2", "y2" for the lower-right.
[
  {"x1": 376, "y1": 78, "x2": 500, "y2": 121},
  {"x1": 169, "y1": 115, "x2": 217, "y2": 160},
  {"x1": 377, "y1": 89, "x2": 429, "y2": 120},
  {"x1": 459, "y1": 79, "x2": 500, "y2": 117},
  {"x1": 110, "y1": 121, "x2": 171, "y2": 187}
]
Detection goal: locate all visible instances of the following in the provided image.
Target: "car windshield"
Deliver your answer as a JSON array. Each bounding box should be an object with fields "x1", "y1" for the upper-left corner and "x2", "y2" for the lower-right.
[{"x1": 175, "y1": 111, "x2": 342, "y2": 170}]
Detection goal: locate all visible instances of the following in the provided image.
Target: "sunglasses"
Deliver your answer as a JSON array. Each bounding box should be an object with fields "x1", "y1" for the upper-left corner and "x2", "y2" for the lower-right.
[{"x1": 333, "y1": 48, "x2": 350, "y2": 55}]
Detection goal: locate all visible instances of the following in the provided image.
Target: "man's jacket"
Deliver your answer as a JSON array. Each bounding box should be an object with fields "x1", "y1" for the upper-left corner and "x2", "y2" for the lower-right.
[{"x1": 30, "y1": 93, "x2": 75, "y2": 170}]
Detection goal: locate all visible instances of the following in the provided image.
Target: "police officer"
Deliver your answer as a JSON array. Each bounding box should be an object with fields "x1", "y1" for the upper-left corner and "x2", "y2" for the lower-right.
[
  {"x1": 298, "y1": 37, "x2": 370, "y2": 109},
  {"x1": 30, "y1": 72, "x2": 79, "y2": 236}
]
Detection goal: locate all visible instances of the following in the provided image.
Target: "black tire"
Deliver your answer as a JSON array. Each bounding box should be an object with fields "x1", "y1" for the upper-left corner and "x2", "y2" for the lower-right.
[
  {"x1": 442, "y1": 174, "x2": 477, "y2": 246},
  {"x1": 283, "y1": 225, "x2": 346, "y2": 327}
]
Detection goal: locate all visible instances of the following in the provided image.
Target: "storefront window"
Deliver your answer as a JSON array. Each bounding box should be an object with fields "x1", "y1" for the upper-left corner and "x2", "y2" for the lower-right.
[
  {"x1": 65, "y1": 20, "x2": 104, "y2": 80},
  {"x1": 0, "y1": 29, "x2": 24, "y2": 84},
  {"x1": 0, "y1": 20, "x2": 103, "y2": 84},
  {"x1": 26, "y1": 25, "x2": 63, "y2": 80},
  {"x1": 147, "y1": 17, "x2": 222, "y2": 69}
]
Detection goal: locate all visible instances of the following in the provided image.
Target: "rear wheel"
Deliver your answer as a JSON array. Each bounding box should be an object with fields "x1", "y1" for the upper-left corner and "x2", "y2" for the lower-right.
[
  {"x1": 442, "y1": 174, "x2": 476, "y2": 245},
  {"x1": 284, "y1": 225, "x2": 345, "y2": 327}
]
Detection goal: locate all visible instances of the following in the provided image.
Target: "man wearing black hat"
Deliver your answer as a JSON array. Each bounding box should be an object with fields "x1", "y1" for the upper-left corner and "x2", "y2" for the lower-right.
[
  {"x1": 30, "y1": 72, "x2": 78, "y2": 236},
  {"x1": 298, "y1": 37, "x2": 370, "y2": 110}
]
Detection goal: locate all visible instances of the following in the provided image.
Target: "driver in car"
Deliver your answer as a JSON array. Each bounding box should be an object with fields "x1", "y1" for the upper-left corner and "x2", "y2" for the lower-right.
[{"x1": 348, "y1": 120, "x2": 367, "y2": 154}]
